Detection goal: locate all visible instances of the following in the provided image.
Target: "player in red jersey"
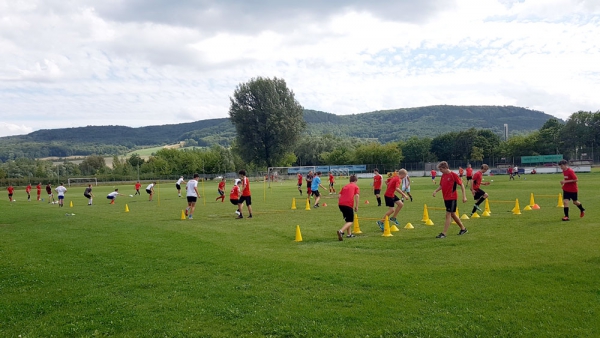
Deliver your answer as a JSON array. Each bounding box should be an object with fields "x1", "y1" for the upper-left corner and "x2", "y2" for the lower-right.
[
  {"x1": 376, "y1": 169, "x2": 409, "y2": 231},
  {"x1": 36, "y1": 182, "x2": 42, "y2": 201},
  {"x1": 328, "y1": 171, "x2": 336, "y2": 195},
  {"x1": 470, "y1": 164, "x2": 491, "y2": 216},
  {"x1": 433, "y1": 161, "x2": 468, "y2": 238},
  {"x1": 134, "y1": 181, "x2": 141, "y2": 196},
  {"x1": 7, "y1": 184, "x2": 14, "y2": 202},
  {"x1": 336, "y1": 175, "x2": 360, "y2": 241},
  {"x1": 373, "y1": 168, "x2": 383, "y2": 206},
  {"x1": 431, "y1": 169, "x2": 437, "y2": 184},
  {"x1": 559, "y1": 160, "x2": 585, "y2": 221},
  {"x1": 458, "y1": 166, "x2": 464, "y2": 178},
  {"x1": 237, "y1": 170, "x2": 253, "y2": 219},
  {"x1": 297, "y1": 173, "x2": 303, "y2": 196},
  {"x1": 25, "y1": 183, "x2": 32, "y2": 201},
  {"x1": 216, "y1": 178, "x2": 226, "y2": 202},
  {"x1": 465, "y1": 164, "x2": 474, "y2": 187}
]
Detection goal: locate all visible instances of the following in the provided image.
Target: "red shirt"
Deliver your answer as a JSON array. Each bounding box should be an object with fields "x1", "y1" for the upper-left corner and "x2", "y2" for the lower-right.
[
  {"x1": 26, "y1": 185, "x2": 31, "y2": 193},
  {"x1": 466, "y1": 167, "x2": 473, "y2": 177},
  {"x1": 218, "y1": 181, "x2": 225, "y2": 190},
  {"x1": 384, "y1": 176, "x2": 401, "y2": 198},
  {"x1": 431, "y1": 170, "x2": 436, "y2": 177},
  {"x1": 7, "y1": 186, "x2": 14, "y2": 194},
  {"x1": 459, "y1": 168, "x2": 464, "y2": 176},
  {"x1": 338, "y1": 183, "x2": 359, "y2": 207},
  {"x1": 329, "y1": 174, "x2": 334, "y2": 183},
  {"x1": 440, "y1": 172, "x2": 462, "y2": 201},
  {"x1": 36, "y1": 184, "x2": 41, "y2": 192},
  {"x1": 135, "y1": 182, "x2": 141, "y2": 190},
  {"x1": 297, "y1": 174, "x2": 302, "y2": 185},
  {"x1": 229, "y1": 185, "x2": 240, "y2": 199},
  {"x1": 507, "y1": 167, "x2": 513, "y2": 174},
  {"x1": 373, "y1": 174, "x2": 382, "y2": 190},
  {"x1": 241, "y1": 177, "x2": 251, "y2": 196},
  {"x1": 562, "y1": 168, "x2": 578, "y2": 193},
  {"x1": 472, "y1": 171, "x2": 483, "y2": 190}
]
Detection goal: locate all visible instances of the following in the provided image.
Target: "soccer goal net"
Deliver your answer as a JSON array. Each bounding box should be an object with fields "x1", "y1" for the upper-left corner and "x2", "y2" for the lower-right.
[
  {"x1": 68, "y1": 178, "x2": 98, "y2": 186},
  {"x1": 330, "y1": 168, "x2": 350, "y2": 177},
  {"x1": 267, "y1": 166, "x2": 316, "y2": 187}
]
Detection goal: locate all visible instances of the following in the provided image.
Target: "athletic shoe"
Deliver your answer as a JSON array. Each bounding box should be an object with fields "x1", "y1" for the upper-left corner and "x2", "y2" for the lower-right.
[
  {"x1": 474, "y1": 204, "x2": 483, "y2": 212},
  {"x1": 237, "y1": 215, "x2": 243, "y2": 219},
  {"x1": 188, "y1": 215, "x2": 193, "y2": 219},
  {"x1": 248, "y1": 215, "x2": 253, "y2": 219},
  {"x1": 458, "y1": 229, "x2": 468, "y2": 235},
  {"x1": 580, "y1": 210, "x2": 585, "y2": 218},
  {"x1": 436, "y1": 233, "x2": 446, "y2": 239},
  {"x1": 376, "y1": 220, "x2": 384, "y2": 231},
  {"x1": 390, "y1": 217, "x2": 399, "y2": 226},
  {"x1": 337, "y1": 230, "x2": 343, "y2": 241},
  {"x1": 314, "y1": 204, "x2": 319, "y2": 208},
  {"x1": 410, "y1": 196, "x2": 413, "y2": 202},
  {"x1": 562, "y1": 216, "x2": 570, "y2": 221},
  {"x1": 346, "y1": 234, "x2": 356, "y2": 238}
]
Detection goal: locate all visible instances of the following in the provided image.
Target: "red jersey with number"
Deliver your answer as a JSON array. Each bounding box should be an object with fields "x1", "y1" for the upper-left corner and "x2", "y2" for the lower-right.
[
  {"x1": 373, "y1": 174, "x2": 382, "y2": 190},
  {"x1": 384, "y1": 176, "x2": 401, "y2": 198},
  {"x1": 472, "y1": 171, "x2": 483, "y2": 190},
  {"x1": 466, "y1": 167, "x2": 473, "y2": 177},
  {"x1": 562, "y1": 168, "x2": 578, "y2": 193},
  {"x1": 241, "y1": 177, "x2": 251, "y2": 196},
  {"x1": 338, "y1": 183, "x2": 359, "y2": 207},
  {"x1": 230, "y1": 185, "x2": 240, "y2": 199},
  {"x1": 218, "y1": 181, "x2": 225, "y2": 190},
  {"x1": 441, "y1": 172, "x2": 462, "y2": 201}
]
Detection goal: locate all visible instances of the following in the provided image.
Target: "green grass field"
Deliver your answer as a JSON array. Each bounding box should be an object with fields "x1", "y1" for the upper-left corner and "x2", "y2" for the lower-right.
[{"x1": 1, "y1": 173, "x2": 599, "y2": 337}]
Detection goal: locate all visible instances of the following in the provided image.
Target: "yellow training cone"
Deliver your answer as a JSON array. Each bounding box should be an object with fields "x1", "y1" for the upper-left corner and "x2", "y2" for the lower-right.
[
  {"x1": 461, "y1": 213, "x2": 470, "y2": 220},
  {"x1": 484, "y1": 199, "x2": 492, "y2": 214},
  {"x1": 353, "y1": 214, "x2": 363, "y2": 234},
  {"x1": 425, "y1": 219, "x2": 434, "y2": 226},
  {"x1": 421, "y1": 204, "x2": 430, "y2": 222},
  {"x1": 294, "y1": 225, "x2": 303, "y2": 242},
  {"x1": 291, "y1": 198, "x2": 297, "y2": 210},
  {"x1": 512, "y1": 199, "x2": 522, "y2": 215},
  {"x1": 70, "y1": 201, "x2": 73, "y2": 207},
  {"x1": 557, "y1": 193, "x2": 564, "y2": 207},
  {"x1": 471, "y1": 212, "x2": 481, "y2": 218},
  {"x1": 305, "y1": 198, "x2": 311, "y2": 210},
  {"x1": 125, "y1": 204, "x2": 130, "y2": 212},
  {"x1": 529, "y1": 193, "x2": 541, "y2": 209},
  {"x1": 382, "y1": 216, "x2": 393, "y2": 237},
  {"x1": 482, "y1": 210, "x2": 491, "y2": 217},
  {"x1": 523, "y1": 205, "x2": 532, "y2": 211},
  {"x1": 181, "y1": 210, "x2": 186, "y2": 220},
  {"x1": 390, "y1": 224, "x2": 400, "y2": 232},
  {"x1": 404, "y1": 222, "x2": 414, "y2": 229}
]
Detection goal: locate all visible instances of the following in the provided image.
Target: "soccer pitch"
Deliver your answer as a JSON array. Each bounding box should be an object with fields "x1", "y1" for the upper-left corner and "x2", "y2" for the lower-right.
[{"x1": 1, "y1": 173, "x2": 599, "y2": 337}]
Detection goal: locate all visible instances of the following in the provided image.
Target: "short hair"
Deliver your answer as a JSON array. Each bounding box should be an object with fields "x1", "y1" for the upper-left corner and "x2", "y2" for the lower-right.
[
  {"x1": 398, "y1": 169, "x2": 408, "y2": 176},
  {"x1": 349, "y1": 175, "x2": 357, "y2": 182},
  {"x1": 316, "y1": 171, "x2": 322, "y2": 175},
  {"x1": 239, "y1": 170, "x2": 246, "y2": 176},
  {"x1": 558, "y1": 159, "x2": 568, "y2": 165},
  {"x1": 481, "y1": 164, "x2": 489, "y2": 170},
  {"x1": 115, "y1": 188, "x2": 119, "y2": 191},
  {"x1": 373, "y1": 168, "x2": 379, "y2": 173},
  {"x1": 193, "y1": 173, "x2": 199, "y2": 178},
  {"x1": 437, "y1": 161, "x2": 449, "y2": 170}
]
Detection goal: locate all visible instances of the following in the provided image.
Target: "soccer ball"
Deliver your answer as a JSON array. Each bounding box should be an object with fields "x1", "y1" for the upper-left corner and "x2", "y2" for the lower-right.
[
  {"x1": 491, "y1": 180, "x2": 494, "y2": 182},
  {"x1": 129, "y1": 194, "x2": 133, "y2": 197}
]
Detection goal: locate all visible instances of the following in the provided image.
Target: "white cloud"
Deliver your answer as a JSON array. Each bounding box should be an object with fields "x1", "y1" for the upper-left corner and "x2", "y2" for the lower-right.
[
  {"x1": 0, "y1": 122, "x2": 33, "y2": 137},
  {"x1": 0, "y1": 0, "x2": 599, "y2": 137}
]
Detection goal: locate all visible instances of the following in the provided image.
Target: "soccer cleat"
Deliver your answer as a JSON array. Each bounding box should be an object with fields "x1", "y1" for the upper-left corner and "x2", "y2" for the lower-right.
[
  {"x1": 458, "y1": 229, "x2": 468, "y2": 235},
  {"x1": 562, "y1": 216, "x2": 570, "y2": 221},
  {"x1": 337, "y1": 230, "x2": 344, "y2": 241},
  {"x1": 580, "y1": 210, "x2": 585, "y2": 218},
  {"x1": 188, "y1": 216, "x2": 193, "y2": 220},
  {"x1": 436, "y1": 233, "x2": 446, "y2": 239},
  {"x1": 314, "y1": 204, "x2": 319, "y2": 208},
  {"x1": 474, "y1": 204, "x2": 483, "y2": 212},
  {"x1": 248, "y1": 215, "x2": 253, "y2": 219},
  {"x1": 346, "y1": 234, "x2": 356, "y2": 238},
  {"x1": 376, "y1": 220, "x2": 384, "y2": 231},
  {"x1": 390, "y1": 217, "x2": 400, "y2": 226},
  {"x1": 237, "y1": 215, "x2": 243, "y2": 219},
  {"x1": 410, "y1": 196, "x2": 413, "y2": 202}
]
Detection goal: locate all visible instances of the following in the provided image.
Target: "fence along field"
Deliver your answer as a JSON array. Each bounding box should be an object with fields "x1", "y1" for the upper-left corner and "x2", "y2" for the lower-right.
[{"x1": 1, "y1": 172, "x2": 599, "y2": 337}]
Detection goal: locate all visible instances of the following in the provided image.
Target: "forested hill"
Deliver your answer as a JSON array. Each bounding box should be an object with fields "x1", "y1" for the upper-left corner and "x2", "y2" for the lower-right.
[{"x1": 0, "y1": 105, "x2": 557, "y2": 160}]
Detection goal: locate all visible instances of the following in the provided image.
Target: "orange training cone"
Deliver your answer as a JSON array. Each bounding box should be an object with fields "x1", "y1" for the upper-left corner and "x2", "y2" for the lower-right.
[
  {"x1": 294, "y1": 225, "x2": 303, "y2": 242},
  {"x1": 382, "y1": 216, "x2": 393, "y2": 237},
  {"x1": 322, "y1": 203, "x2": 327, "y2": 207},
  {"x1": 365, "y1": 200, "x2": 370, "y2": 204},
  {"x1": 353, "y1": 214, "x2": 363, "y2": 234},
  {"x1": 291, "y1": 198, "x2": 297, "y2": 210}
]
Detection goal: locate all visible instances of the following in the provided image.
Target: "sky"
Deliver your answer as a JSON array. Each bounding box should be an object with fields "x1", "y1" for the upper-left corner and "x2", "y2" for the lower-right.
[{"x1": 1, "y1": 0, "x2": 599, "y2": 137}]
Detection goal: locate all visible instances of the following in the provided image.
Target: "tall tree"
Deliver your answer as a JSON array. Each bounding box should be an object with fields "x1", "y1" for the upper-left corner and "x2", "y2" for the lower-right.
[{"x1": 229, "y1": 77, "x2": 305, "y2": 167}]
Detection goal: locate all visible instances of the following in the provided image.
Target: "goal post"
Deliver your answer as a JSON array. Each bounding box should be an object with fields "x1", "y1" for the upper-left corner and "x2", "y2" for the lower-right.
[
  {"x1": 67, "y1": 178, "x2": 98, "y2": 187},
  {"x1": 267, "y1": 166, "x2": 316, "y2": 188}
]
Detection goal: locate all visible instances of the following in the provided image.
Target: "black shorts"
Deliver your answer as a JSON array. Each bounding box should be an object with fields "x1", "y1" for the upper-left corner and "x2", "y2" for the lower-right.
[
  {"x1": 297, "y1": 183, "x2": 302, "y2": 188},
  {"x1": 473, "y1": 189, "x2": 486, "y2": 200},
  {"x1": 374, "y1": 189, "x2": 381, "y2": 195},
  {"x1": 339, "y1": 205, "x2": 354, "y2": 223},
  {"x1": 466, "y1": 176, "x2": 472, "y2": 181},
  {"x1": 563, "y1": 191, "x2": 578, "y2": 201},
  {"x1": 218, "y1": 189, "x2": 224, "y2": 196},
  {"x1": 239, "y1": 195, "x2": 252, "y2": 206},
  {"x1": 187, "y1": 196, "x2": 197, "y2": 203},
  {"x1": 176, "y1": 184, "x2": 181, "y2": 190},
  {"x1": 444, "y1": 200, "x2": 457, "y2": 213},
  {"x1": 384, "y1": 195, "x2": 400, "y2": 207},
  {"x1": 230, "y1": 199, "x2": 239, "y2": 205},
  {"x1": 84, "y1": 193, "x2": 91, "y2": 199},
  {"x1": 312, "y1": 190, "x2": 320, "y2": 197},
  {"x1": 8, "y1": 193, "x2": 13, "y2": 197},
  {"x1": 146, "y1": 189, "x2": 152, "y2": 194},
  {"x1": 329, "y1": 182, "x2": 334, "y2": 187}
]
